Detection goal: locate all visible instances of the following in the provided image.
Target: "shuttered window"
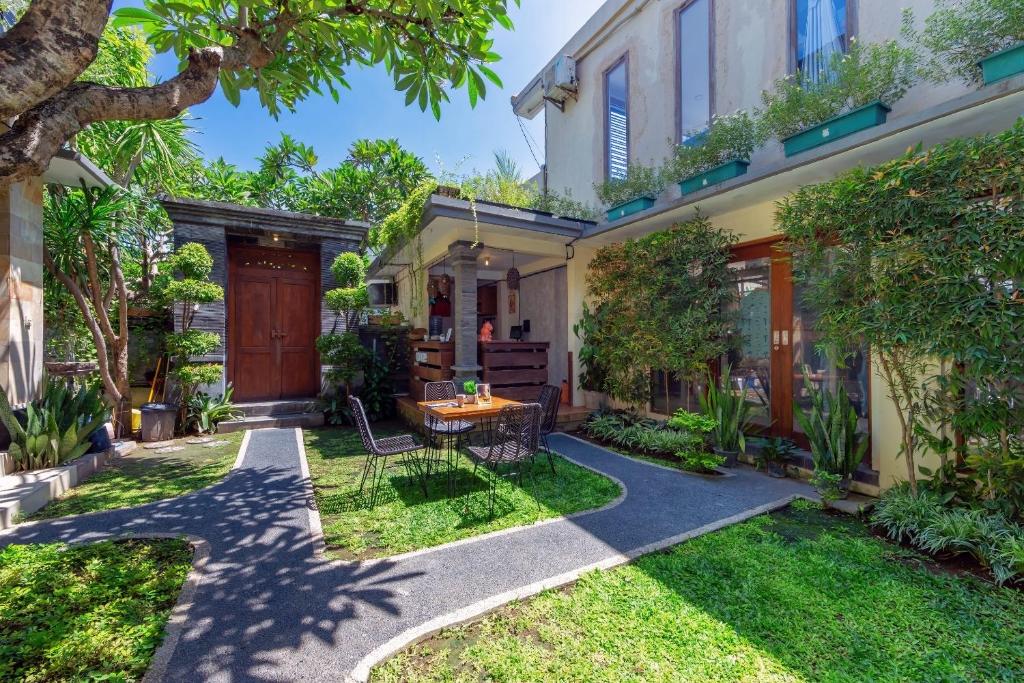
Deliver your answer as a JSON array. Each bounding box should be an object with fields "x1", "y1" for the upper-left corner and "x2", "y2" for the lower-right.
[{"x1": 605, "y1": 59, "x2": 629, "y2": 181}]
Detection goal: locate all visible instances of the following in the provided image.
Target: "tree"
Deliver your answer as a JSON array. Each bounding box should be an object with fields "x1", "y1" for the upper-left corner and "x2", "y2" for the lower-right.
[
  {"x1": 317, "y1": 252, "x2": 370, "y2": 397},
  {"x1": 43, "y1": 26, "x2": 199, "y2": 434},
  {"x1": 0, "y1": 0, "x2": 515, "y2": 184}
]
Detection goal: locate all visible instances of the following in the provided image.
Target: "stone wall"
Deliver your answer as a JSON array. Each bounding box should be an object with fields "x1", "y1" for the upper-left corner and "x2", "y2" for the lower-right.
[
  {"x1": 172, "y1": 223, "x2": 228, "y2": 360},
  {"x1": 0, "y1": 178, "x2": 44, "y2": 405}
]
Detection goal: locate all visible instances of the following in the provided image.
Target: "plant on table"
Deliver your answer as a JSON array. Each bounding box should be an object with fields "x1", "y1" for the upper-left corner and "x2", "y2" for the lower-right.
[
  {"x1": 793, "y1": 374, "x2": 868, "y2": 498},
  {"x1": 699, "y1": 364, "x2": 754, "y2": 467},
  {"x1": 759, "y1": 37, "x2": 917, "y2": 140},
  {"x1": 157, "y1": 242, "x2": 225, "y2": 431},
  {"x1": 594, "y1": 163, "x2": 665, "y2": 209},
  {"x1": 905, "y1": 0, "x2": 1024, "y2": 85},
  {"x1": 666, "y1": 110, "x2": 763, "y2": 183}
]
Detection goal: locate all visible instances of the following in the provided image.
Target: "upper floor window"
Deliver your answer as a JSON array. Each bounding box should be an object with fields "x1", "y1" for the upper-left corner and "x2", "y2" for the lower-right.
[
  {"x1": 794, "y1": 0, "x2": 849, "y2": 83},
  {"x1": 605, "y1": 57, "x2": 629, "y2": 181},
  {"x1": 678, "y1": 0, "x2": 712, "y2": 141}
]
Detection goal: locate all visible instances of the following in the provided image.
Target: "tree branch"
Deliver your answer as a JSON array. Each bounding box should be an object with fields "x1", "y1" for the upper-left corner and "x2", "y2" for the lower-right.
[
  {"x1": 0, "y1": 0, "x2": 113, "y2": 119},
  {"x1": 0, "y1": 40, "x2": 267, "y2": 184}
]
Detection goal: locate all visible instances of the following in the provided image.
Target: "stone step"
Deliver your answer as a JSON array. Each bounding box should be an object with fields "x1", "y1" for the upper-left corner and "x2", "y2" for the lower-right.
[
  {"x1": 234, "y1": 399, "x2": 319, "y2": 418},
  {"x1": 217, "y1": 411, "x2": 325, "y2": 433}
]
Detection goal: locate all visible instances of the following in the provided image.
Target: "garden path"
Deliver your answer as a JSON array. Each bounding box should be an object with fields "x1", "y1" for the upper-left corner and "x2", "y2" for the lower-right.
[{"x1": 0, "y1": 428, "x2": 809, "y2": 682}]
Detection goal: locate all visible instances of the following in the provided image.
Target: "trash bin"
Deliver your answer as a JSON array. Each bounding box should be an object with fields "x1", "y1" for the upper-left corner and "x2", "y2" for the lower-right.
[{"x1": 139, "y1": 403, "x2": 177, "y2": 442}]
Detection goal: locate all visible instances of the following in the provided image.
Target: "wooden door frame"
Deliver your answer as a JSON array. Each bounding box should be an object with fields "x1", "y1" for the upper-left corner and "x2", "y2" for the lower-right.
[{"x1": 227, "y1": 242, "x2": 321, "y2": 401}]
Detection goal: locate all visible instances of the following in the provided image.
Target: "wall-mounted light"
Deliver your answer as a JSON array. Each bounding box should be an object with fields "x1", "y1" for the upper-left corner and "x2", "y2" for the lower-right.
[
  {"x1": 272, "y1": 234, "x2": 280, "y2": 242},
  {"x1": 484, "y1": 256, "x2": 490, "y2": 267}
]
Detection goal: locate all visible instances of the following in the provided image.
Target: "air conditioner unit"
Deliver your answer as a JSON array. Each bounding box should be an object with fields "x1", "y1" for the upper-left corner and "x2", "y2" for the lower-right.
[
  {"x1": 543, "y1": 55, "x2": 577, "y2": 103},
  {"x1": 367, "y1": 281, "x2": 398, "y2": 306}
]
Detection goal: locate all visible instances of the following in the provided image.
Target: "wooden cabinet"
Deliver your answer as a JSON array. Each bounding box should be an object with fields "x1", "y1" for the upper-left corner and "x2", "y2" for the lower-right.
[
  {"x1": 480, "y1": 341, "x2": 549, "y2": 401},
  {"x1": 477, "y1": 285, "x2": 497, "y2": 316},
  {"x1": 409, "y1": 340, "x2": 454, "y2": 400}
]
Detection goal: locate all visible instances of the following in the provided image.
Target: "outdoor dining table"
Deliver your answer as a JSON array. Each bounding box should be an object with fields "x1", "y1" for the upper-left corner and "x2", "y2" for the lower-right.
[{"x1": 417, "y1": 396, "x2": 523, "y2": 494}]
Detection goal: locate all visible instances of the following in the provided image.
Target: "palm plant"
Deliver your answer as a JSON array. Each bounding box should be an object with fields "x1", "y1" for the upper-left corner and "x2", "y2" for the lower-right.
[
  {"x1": 793, "y1": 373, "x2": 869, "y2": 481},
  {"x1": 699, "y1": 364, "x2": 754, "y2": 462}
]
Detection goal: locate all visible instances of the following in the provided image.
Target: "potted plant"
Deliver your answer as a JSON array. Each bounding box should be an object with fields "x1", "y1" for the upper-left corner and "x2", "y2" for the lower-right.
[
  {"x1": 670, "y1": 111, "x2": 763, "y2": 196},
  {"x1": 793, "y1": 374, "x2": 868, "y2": 499},
  {"x1": 462, "y1": 379, "x2": 478, "y2": 404},
  {"x1": 699, "y1": 364, "x2": 753, "y2": 468},
  {"x1": 908, "y1": 0, "x2": 1024, "y2": 86},
  {"x1": 755, "y1": 436, "x2": 796, "y2": 478},
  {"x1": 760, "y1": 38, "x2": 917, "y2": 157},
  {"x1": 595, "y1": 164, "x2": 665, "y2": 221}
]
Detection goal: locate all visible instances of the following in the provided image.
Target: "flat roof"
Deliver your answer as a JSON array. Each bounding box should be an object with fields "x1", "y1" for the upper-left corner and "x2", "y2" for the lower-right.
[{"x1": 43, "y1": 148, "x2": 115, "y2": 189}]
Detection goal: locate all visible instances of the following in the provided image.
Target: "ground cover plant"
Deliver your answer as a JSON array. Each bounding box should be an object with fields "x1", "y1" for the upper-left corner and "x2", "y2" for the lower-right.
[
  {"x1": 27, "y1": 431, "x2": 244, "y2": 520},
  {"x1": 375, "y1": 503, "x2": 1024, "y2": 682},
  {"x1": 303, "y1": 424, "x2": 620, "y2": 560},
  {"x1": 0, "y1": 538, "x2": 192, "y2": 682},
  {"x1": 581, "y1": 410, "x2": 723, "y2": 473}
]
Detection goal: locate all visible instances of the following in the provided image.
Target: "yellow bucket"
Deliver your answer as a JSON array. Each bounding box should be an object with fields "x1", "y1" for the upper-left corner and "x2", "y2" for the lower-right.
[{"x1": 131, "y1": 408, "x2": 142, "y2": 432}]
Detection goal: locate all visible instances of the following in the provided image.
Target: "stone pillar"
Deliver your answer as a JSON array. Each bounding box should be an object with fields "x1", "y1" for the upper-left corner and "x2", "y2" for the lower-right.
[
  {"x1": 0, "y1": 177, "x2": 44, "y2": 405},
  {"x1": 449, "y1": 241, "x2": 482, "y2": 383}
]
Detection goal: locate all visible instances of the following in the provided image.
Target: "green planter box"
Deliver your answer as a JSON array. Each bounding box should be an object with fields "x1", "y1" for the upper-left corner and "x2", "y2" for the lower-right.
[
  {"x1": 606, "y1": 196, "x2": 656, "y2": 221},
  {"x1": 979, "y1": 42, "x2": 1024, "y2": 85},
  {"x1": 781, "y1": 101, "x2": 891, "y2": 157},
  {"x1": 679, "y1": 159, "x2": 750, "y2": 195}
]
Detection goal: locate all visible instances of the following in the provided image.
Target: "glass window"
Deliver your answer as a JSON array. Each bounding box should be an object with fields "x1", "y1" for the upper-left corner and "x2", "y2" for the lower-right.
[
  {"x1": 605, "y1": 59, "x2": 629, "y2": 181},
  {"x1": 722, "y1": 257, "x2": 773, "y2": 428},
  {"x1": 678, "y1": 0, "x2": 711, "y2": 140},
  {"x1": 795, "y1": 0, "x2": 847, "y2": 83},
  {"x1": 650, "y1": 370, "x2": 703, "y2": 415}
]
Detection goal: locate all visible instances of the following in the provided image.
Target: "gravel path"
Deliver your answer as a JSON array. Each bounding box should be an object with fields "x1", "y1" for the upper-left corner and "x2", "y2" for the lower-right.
[{"x1": 0, "y1": 428, "x2": 810, "y2": 682}]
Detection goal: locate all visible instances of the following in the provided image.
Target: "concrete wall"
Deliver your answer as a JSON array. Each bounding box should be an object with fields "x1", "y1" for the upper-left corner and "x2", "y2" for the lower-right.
[
  {"x1": 0, "y1": 178, "x2": 44, "y2": 404},
  {"x1": 543, "y1": 0, "x2": 972, "y2": 206},
  {"x1": 516, "y1": 267, "x2": 569, "y2": 392}
]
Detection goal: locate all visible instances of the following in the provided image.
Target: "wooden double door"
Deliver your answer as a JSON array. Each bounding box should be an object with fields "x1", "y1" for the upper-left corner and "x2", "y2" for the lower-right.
[{"x1": 228, "y1": 245, "x2": 320, "y2": 402}]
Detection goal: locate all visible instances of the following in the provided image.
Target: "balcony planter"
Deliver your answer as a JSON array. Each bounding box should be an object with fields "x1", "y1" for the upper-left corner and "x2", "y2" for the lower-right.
[
  {"x1": 606, "y1": 196, "x2": 656, "y2": 221},
  {"x1": 781, "y1": 101, "x2": 891, "y2": 157},
  {"x1": 979, "y1": 42, "x2": 1024, "y2": 85},
  {"x1": 679, "y1": 159, "x2": 750, "y2": 196}
]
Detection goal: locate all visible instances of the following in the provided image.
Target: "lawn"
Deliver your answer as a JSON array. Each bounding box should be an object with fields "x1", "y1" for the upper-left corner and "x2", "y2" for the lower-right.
[
  {"x1": 0, "y1": 538, "x2": 193, "y2": 682},
  {"x1": 304, "y1": 424, "x2": 621, "y2": 560},
  {"x1": 375, "y1": 502, "x2": 1024, "y2": 682},
  {"x1": 28, "y1": 431, "x2": 245, "y2": 521}
]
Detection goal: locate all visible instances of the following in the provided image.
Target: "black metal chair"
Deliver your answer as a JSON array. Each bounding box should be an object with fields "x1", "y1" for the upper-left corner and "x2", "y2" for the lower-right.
[
  {"x1": 536, "y1": 384, "x2": 561, "y2": 474},
  {"x1": 423, "y1": 381, "x2": 476, "y2": 491},
  {"x1": 465, "y1": 403, "x2": 542, "y2": 516},
  {"x1": 348, "y1": 396, "x2": 427, "y2": 508}
]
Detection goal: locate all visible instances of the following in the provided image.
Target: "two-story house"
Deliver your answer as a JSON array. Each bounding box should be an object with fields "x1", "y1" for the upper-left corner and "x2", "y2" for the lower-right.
[{"x1": 368, "y1": 0, "x2": 1024, "y2": 494}]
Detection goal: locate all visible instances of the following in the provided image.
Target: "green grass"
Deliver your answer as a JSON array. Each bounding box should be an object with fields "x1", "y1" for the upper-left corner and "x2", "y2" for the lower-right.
[
  {"x1": 28, "y1": 431, "x2": 245, "y2": 521},
  {"x1": 304, "y1": 424, "x2": 621, "y2": 560},
  {"x1": 375, "y1": 505, "x2": 1024, "y2": 682},
  {"x1": 0, "y1": 538, "x2": 193, "y2": 682}
]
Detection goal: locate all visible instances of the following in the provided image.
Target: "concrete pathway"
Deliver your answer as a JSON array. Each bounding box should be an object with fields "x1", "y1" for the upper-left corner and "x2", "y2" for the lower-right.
[{"x1": 0, "y1": 428, "x2": 811, "y2": 682}]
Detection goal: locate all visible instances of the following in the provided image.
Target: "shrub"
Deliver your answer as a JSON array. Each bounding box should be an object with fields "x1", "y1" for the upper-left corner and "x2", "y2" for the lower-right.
[
  {"x1": 908, "y1": 0, "x2": 1024, "y2": 85},
  {"x1": 666, "y1": 110, "x2": 764, "y2": 182},
  {"x1": 667, "y1": 409, "x2": 717, "y2": 436},
  {"x1": 594, "y1": 164, "x2": 665, "y2": 208},
  {"x1": 760, "y1": 38, "x2": 917, "y2": 140},
  {"x1": 872, "y1": 485, "x2": 944, "y2": 541},
  {"x1": 316, "y1": 332, "x2": 368, "y2": 396},
  {"x1": 331, "y1": 252, "x2": 366, "y2": 288}
]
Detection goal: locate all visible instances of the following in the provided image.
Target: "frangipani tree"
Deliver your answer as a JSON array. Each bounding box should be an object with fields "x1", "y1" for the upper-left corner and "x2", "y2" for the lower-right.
[{"x1": 0, "y1": 0, "x2": 515, "y2": 184}]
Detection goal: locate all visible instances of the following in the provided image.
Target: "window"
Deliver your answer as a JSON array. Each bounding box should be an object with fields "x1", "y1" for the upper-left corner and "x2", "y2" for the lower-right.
[
  {"x1": 604, "y1": 58, "x2": 629, "y2": 181},
  {"x1": 678, "y1": 0, "x2": 712, "y2": 141},
  {"x1": 794, "y1": 0, "x2": 849, "y2": 83}
]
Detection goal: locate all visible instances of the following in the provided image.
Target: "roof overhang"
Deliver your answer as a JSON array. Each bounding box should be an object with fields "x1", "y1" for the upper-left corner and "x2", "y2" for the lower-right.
[
  {"x1": 367, "y1": 194, "x2": 593, "y2": 279},
  {"x1": 160, "y1": 196, "x2": 370, "y2": 243},
  {"x1": 582, "y1": 73, "x2": 1024, "y2": 243},
  {"x1": 42, "y1": 148, "x2": 115, "y2": 189}
]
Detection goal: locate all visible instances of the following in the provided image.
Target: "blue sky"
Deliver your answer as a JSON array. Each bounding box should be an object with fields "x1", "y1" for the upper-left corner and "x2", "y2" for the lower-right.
[{"x1": 114, "y1": 1, "x2": 605, "y2": 176}]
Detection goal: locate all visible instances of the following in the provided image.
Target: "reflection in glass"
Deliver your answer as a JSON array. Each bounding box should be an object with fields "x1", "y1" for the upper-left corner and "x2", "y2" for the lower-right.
[
  {"x1": 723, "y1": 257, "x2": 772, "y2": 427},
  {"x1": 791, "y1": 278, "x2": 869, "y2": 438}
]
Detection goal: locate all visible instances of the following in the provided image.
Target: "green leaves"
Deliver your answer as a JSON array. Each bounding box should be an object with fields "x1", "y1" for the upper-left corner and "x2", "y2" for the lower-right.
[{"x1": 114, "y1": 1, "x2": 514, "y2": 120}]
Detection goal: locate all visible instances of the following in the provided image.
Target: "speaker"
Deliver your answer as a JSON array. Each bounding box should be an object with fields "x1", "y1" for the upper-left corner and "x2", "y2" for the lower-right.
[{"x1": 522, "y1": 319, "x2": 531, "y2": 333}]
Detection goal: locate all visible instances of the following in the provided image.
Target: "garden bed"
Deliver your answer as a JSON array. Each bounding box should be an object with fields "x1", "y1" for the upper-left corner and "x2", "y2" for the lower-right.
[
  {"x1": 374, "y1": 503, "x2": 1024, "y2": 682},
  {"x1": 26, "y1": 431, "x2": 244, "y2": 521},
  {"x1": 303, "y1": 424, "x2": 621, "y2": 560},
  {"x1": 0, "y1": 538, "x2": 193, "y2": 681}
]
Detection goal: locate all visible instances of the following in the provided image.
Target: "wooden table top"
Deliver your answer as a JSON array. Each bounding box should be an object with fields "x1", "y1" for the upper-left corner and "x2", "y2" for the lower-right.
[{"x1": 418, "y1": 396, "x2": 522, "y2": 421}]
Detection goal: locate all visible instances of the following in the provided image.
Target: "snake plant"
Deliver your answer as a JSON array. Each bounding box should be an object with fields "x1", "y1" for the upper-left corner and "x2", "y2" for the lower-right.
[
  {"x1": 699, "y1": 364, "x2": 753, "y2": 452},
  {"x1": 793, "y1": 372, "x2": 868, "y2": 478}
]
